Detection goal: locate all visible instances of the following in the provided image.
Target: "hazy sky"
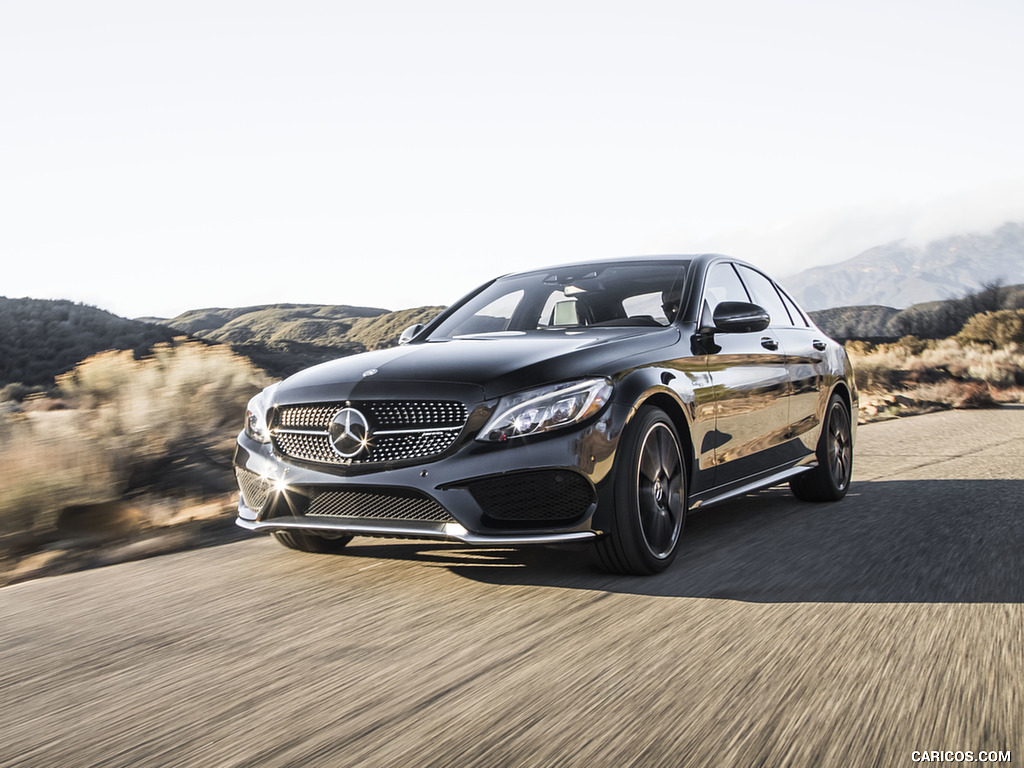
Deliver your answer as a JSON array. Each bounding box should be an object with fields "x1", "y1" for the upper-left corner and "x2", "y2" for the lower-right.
[{"x1": 3, "y1": 1, "x2": 1024, "y2": 318}]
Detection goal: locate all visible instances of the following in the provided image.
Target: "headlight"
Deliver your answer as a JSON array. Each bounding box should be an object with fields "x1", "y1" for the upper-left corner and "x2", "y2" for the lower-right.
[
  {"x1": 244, "y1": 383, "x2": 279, "y2": 444},
  {"x1": 478, "y1": 378, "x2": 612, "y2": 442}
]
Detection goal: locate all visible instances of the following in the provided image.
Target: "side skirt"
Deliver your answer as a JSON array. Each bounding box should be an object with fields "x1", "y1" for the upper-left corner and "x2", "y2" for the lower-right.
[{"x1": 688, "y1": 463, "x2": 814, "y2": 511}]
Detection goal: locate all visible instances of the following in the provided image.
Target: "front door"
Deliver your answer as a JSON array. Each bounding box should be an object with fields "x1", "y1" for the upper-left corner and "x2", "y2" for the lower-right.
[{"x1": 699, "y1": 262, "x2": 793, "y2": 487}]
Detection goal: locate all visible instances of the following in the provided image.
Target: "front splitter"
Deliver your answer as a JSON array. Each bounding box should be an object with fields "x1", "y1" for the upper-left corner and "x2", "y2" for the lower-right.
[{"x1": 236, "y1": 516, "x2": 598, "y2": 546}]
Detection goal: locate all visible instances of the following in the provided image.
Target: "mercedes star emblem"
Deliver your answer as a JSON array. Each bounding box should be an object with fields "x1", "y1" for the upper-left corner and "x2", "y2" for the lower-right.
[{"x1": 328, "y1": 407, "x2": 371, "y2": 458}]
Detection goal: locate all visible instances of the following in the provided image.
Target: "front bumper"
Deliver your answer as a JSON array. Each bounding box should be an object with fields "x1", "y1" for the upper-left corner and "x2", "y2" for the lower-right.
[{"x1": 233, "y1": 401, "x2": 629, "y2": 544}]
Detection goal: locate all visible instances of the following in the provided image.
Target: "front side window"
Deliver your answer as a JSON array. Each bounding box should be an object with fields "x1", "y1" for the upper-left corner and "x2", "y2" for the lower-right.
[{"x1": 699, "y1": 263, "x2": 751, "y2": 328}]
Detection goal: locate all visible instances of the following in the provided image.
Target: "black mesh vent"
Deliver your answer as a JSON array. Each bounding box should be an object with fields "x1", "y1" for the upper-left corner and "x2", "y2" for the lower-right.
[
  {"x1": 235, "y1": 467, "x2": 273, "y2": 513},
  {"x1": 306, "y1": 488, "x2": 453, "y2": 523},
  {"x1": 467, "y1": 471, "x2": 595, "y2": 527}
]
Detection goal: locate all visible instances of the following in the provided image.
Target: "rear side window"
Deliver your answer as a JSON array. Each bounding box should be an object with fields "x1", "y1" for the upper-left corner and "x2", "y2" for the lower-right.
[
  {"x1": 736, "y1": 266, "x2": 793, "y2": 327},
  {"x1": 700, "y1": 263, "x2": 750, "y2": 328},
  {"x1": 777, "y1": 286, "x2": 809, "y2": 327}
]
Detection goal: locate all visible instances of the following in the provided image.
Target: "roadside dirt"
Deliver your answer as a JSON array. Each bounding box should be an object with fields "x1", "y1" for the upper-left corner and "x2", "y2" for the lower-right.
[{"x1": 0, "y1": 496, "x2": 248, "y2": 587}]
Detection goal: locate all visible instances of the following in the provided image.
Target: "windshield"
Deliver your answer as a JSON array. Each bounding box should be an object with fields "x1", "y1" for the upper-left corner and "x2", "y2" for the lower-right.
[{"x1": 427, "y1": 261, "x2": 689, "y2": 340}]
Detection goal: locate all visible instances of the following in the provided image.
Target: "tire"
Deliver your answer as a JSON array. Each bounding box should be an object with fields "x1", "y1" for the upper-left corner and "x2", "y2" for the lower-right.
[
  {"x1": 595, "y1": 406, "x2": 687, "y2": 575},
  {"x1": 272, "y1": 529, "x2": 354, "y2": 554},
  {"x1": 790, "y1": 393, "x2": 853, "y2": 502}
]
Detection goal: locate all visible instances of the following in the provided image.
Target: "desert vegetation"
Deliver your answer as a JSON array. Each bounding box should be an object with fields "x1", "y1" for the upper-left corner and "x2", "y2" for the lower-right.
[
  {"x1": 0, "y1": 340, "x2": 271, "y2": 570},
  {"x1": 847, "y1": 310, "x2": 1024, "y2": 420}
]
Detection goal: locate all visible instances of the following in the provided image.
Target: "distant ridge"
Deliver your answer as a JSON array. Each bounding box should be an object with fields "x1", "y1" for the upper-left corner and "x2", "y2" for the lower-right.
[
  {"x1": 0, "y1": 297, "x2": 179, "y2": 387},
  {"x1": 152, "y1": 303, "x2": 389, "y2": 339},
  {"x1": 786, "y1": 222, "x2": 1024, "y2": 310},
  {"x1": 0, "y1": 299, "x2": 443, "y2": 389},
  {"x1": 156, "y1": 303, "x2": 444, "y2": 379},
  {"x1": 808, "y1": 283, "x2": 1024, "y2": 341}
]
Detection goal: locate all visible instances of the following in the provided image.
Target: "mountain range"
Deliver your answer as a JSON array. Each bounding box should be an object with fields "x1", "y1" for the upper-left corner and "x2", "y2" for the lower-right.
[{"x1": 783, "y1": 222, "x2": 1024, "y2": 310}]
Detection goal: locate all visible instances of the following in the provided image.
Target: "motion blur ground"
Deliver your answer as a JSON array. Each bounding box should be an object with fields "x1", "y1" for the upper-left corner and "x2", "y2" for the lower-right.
[{"x1": 1, "y1": 408, "x2": 1019, "y2": 767}]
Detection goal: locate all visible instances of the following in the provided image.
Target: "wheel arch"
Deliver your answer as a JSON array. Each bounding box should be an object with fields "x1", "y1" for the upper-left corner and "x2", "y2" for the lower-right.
[{"x1": 638, "y1": 393, "x2": 696, "y2": 483}]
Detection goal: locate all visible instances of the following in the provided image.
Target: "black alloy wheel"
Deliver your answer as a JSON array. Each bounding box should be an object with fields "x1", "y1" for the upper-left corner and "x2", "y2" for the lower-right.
[
  {"x1": 790, "y1": 393, "x2": 853, "y2": 502},
  {"x1": 272, "y1": 529, "x2": 354, "y2": 553},
  {"x1": 596, "y1": 406, "x2": 687, "y2": 575}
]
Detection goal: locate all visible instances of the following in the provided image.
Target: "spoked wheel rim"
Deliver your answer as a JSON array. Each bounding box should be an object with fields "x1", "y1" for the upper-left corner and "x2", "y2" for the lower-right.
[
  {"x1": 636, "y1": 422, "x2": 685, "y2": 559},
  {"x1": 827, "y1": 403, "x2": 852, "y2": 491}
]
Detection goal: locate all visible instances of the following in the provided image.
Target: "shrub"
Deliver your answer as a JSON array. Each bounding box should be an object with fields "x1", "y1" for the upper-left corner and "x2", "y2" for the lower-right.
[
  {"x1": 896, "y1": 335, "x2": 929, "y2": 355},
  {"x1": 1, "y1": 340, "x2": 273, "y2": 541},
  {"x1": 0, "y1": 412, "x2": 121, "y2": 536},
  {"x1": 957, "y1": 310, "x2": 1024, "y2": 348},
  {"x1": 0, "y1": 382, "x2": 46, "y2": 403}
]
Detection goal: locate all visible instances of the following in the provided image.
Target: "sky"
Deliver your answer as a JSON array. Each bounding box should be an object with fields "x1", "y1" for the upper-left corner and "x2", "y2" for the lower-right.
[{"x1": 3, "y1": 0, "x2": 1024, "y2": 318}]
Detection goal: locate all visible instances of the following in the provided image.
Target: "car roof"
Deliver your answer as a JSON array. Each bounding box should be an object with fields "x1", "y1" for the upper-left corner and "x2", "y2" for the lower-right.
[{"x1": 497, "y1": 253, "x2": 749, "y2": 281}]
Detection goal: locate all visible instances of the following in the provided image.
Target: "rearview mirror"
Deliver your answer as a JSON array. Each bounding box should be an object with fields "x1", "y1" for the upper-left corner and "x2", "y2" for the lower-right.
[
  {"x1": 399, "y1": 323, "x2": 424, "y2": 345},
  {"x1": 712, "y1": 302, "x2": 770, "y2": 334}
]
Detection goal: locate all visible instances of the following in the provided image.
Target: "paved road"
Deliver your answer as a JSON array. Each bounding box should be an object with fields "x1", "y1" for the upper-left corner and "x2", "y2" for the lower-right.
[{"x1": 2, "y1": 408, "x2": 1021, "y2": 767}]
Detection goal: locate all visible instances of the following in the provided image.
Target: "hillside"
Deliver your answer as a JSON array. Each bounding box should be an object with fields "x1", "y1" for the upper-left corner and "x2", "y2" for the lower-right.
[
  {"x1": 154, "y1": 304, "x2": 389, "y2": 340},
  {"x1": 809, "y1": 282, "x2": 1024, "y2": 341},
  {"x1": 157, "y1": 304, "x2": 445, "y2": 379},
  {"x1": 0, "y1": 297, "x2": 180, "y2": 388},
  {"x1": 807, "y1": 305, "x2": 900, "y2": 340},
  {"x1": 787, "y1": 222, "x2": 1024, "y2": 310},
  {"x1": 0, "y1": 298, "x2": 446, "y2": 392}
]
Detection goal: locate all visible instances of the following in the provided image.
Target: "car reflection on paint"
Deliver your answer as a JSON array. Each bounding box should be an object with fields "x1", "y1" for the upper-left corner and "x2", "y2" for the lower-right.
[{"x1": 234, "y1": 255, "x2": 856, "y2": 575}]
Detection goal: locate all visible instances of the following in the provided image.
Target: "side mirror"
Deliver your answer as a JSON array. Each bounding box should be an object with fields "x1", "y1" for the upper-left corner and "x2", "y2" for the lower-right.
[
  {"x1": 398, "y1": 323, "x2": 424, "y2": 345},
  {"x1": 712, "y1": 302, "x2": 770, "y2": 334}
]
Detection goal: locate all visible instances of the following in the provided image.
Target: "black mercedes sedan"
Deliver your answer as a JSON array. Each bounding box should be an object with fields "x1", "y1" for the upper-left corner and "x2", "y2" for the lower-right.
[{"x1": 234, "y1": 255, "x2": 856, "y2": 575}]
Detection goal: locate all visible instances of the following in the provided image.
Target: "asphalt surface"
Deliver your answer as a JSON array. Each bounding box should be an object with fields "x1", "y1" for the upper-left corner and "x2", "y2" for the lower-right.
[{"x1": 1, "y1": 408, "x2": 1021, "y2": 767}]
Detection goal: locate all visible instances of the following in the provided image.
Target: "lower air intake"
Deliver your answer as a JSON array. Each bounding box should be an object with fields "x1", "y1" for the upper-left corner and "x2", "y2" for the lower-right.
[
  {"x1": 467, "y1": 470, "x2": 595, "y2": 527},
  {"x1": 306, "y1": 488, "x2": 453, "y2": 523}
]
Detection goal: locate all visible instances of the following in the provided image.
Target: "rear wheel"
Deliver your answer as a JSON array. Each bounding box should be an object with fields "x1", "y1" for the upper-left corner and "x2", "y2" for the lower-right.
[
  {"x1": 595, "y1": 406, "x2": 687, "y2": 575},
  {"x1": 790, "y1": 393, "x2": 853, "y2": 502},
  {"x1": 272, "y1": 529, "x2": 354, "y2": 553}
]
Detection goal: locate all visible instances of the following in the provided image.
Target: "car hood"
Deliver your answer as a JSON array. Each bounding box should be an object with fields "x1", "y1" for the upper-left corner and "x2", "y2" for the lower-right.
[{"x1": 273, "y1": 327, "x2": 681, "y2": 404}]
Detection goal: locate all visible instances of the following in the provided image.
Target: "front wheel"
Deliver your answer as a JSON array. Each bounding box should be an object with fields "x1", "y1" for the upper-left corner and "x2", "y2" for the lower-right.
[
  {"x1": 595, "y1": 406, "x2": 687, "y2": 575},
  {"x1": 790, "y1": 393, "x2": 853, "y2": 502},
  {"x1": 272, "y1": 529, "x2": 354, "y2": 554}
]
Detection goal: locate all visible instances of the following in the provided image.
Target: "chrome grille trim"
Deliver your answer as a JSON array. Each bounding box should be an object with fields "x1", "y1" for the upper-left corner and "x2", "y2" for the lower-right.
[
  {"x1": 307, "y1": 489, "x2": 454, "y2": 522},
  {"x1": 272, "y1": 400, "x2": 468, "y2": 466},
  {"x1": 235, "y1": 467, "x2": 273, "y2": 513},
  {"x1": 276, "y1": 400, "x2": 467, "y2": 430}
]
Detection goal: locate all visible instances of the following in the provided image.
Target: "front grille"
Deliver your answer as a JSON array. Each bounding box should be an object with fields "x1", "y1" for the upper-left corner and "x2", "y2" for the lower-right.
[
  {"x1": 306, "y1": 488, "x2": 453, "y2": 522},
  {"x1": 236, "y1": 467, "x2": 273, "y2": 513},
  {"x1": 272, "y1": 400, "x2": 468, "y2": 467},
  {"x1": 467, "y1": 470, "x2": 595, "y2": 526}
]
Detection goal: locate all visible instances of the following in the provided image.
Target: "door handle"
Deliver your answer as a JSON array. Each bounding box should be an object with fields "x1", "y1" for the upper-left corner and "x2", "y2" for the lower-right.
[
  {"x1": 812, "y1": 340, "x2": 827, "y2": 351},
  {"x1": 760, "y1": 337, "x2": 779, "y2": 351}
]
